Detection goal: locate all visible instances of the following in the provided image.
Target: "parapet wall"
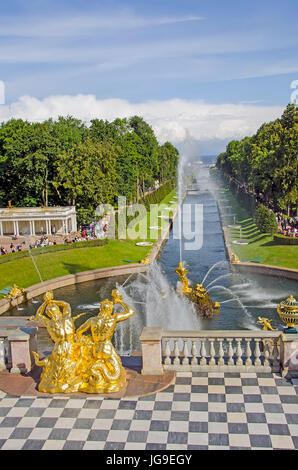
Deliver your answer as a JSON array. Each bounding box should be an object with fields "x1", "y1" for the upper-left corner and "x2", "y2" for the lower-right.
[{"x1": 0, "y1": 263, "x2": 148, "y2": 316}]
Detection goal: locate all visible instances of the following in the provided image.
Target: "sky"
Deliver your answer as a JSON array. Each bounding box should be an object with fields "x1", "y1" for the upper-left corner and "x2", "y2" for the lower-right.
[{"x1": 0, "y1": 0, "x2": 297, "y2": 155}]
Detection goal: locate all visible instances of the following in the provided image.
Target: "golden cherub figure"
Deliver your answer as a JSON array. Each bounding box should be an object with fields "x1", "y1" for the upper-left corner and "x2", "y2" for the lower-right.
[{"x1": 257, "y1": 316, "x2": 274, "y2": 331}]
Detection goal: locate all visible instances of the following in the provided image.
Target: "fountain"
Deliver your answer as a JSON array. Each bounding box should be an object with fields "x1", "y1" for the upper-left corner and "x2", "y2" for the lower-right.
[
  {"x1": 3, "y1": 154, "x2": 297, "y2": 356},
  {"x1": 174, "y1": 262, "x2": 220, "y2": 318}
]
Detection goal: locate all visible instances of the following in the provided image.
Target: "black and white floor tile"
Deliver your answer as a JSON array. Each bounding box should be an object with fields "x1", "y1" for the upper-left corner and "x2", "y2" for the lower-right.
[{"x1": 0, "y1": 372, "x2": 297, "y2": 450}]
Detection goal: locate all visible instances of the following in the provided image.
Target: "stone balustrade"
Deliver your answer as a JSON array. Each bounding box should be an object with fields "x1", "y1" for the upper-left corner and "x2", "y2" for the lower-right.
[{"x1": 140, "y1": 327, "x2": 296, "y2": 375}]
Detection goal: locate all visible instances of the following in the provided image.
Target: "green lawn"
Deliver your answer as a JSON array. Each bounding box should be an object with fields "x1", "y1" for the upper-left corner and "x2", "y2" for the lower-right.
[
  {"x1": 219, "y1": 188, "x2": 298, "y2": 270},
  {"x1": 0, "y1": 190, "x2": 177, "y2": 293}
]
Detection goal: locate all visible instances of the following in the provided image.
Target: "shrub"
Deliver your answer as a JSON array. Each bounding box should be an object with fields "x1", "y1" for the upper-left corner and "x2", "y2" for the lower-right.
[
  {"x1": 255, "y1": 205, "x2": 278, "y2": 234},
  {"x1": 273, "y1": 234, "x2": 298, "y2": 245},
  {"x1": 0, "y1": 238, "x2": 108, "y2": 265}
]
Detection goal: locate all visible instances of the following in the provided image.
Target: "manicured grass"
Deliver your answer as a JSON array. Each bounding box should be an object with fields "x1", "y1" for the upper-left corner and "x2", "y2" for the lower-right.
[
  {"x1": 0, "y1": 190, "x2": 177, "y2": 293},
  {"x1": 219, "y1": 188, "x2": 298, "y2": 270}
]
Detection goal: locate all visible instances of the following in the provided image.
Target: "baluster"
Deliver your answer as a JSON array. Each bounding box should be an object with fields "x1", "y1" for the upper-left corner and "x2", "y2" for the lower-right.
[
  {"x1": 182, "y1": 339, "x2": 189, "y2": 365},
  {"x1": 217, "y1": 338, "x2": 225, "y2": 366},
  {"x1": 272, "y1": 337, "x2": 280, "y2": 372},
  {"x1": 227, "y1": 339, "x2": 234, "y2": 365},
  {"x1": 244, "y1": 338, "x2": 252, "y2": 366},
  {"x1": 173, "y1": 339, "x2": 180, "y2": 365},
  {"x1": 209, "y1": 339, "x2": 216, "y2": 365},
  {"x1": 191, "y1": 340, "x2": 198, "y2": 365},
  {"x1": 254, "y1": 338, "x2": 261, "y2": 366},
  {"x1": 200, "y1": 339, "x2": 207, "y2": 365},
  {"x1": 235, "y1": 338, "x2": 243, "y2": 366},
  {"x1": 263, "y1": 339, "x2": 270, "y2": 367},
  {"x1": 164, "y1": 339, "x2": 171, "y2": 365}
]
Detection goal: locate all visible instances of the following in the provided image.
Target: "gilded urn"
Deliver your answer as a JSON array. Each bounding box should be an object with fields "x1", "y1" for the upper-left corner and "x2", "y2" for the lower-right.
[{"x1": 277, "y1": 295, "x2": 298, "y2": 333}]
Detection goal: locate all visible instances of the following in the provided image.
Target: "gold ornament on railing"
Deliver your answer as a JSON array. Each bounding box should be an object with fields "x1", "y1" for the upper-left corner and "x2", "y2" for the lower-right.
[
  {"x1": 31, "y1": 290, "x2": 134, "y2": 394},
  {"x1": 257, "y1": 316, "x2": 275, "y2": 331}
]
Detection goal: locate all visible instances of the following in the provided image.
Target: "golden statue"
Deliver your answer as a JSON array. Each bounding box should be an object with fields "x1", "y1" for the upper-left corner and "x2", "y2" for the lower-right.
[
  {"x1": 76, "y1": 289, "x2": 134, "y2": 394},
  {"x1": 30, "y1": 290, "x2": 134, "y2": 394},
  {"x1": 231, "y1": 252, "x2": 240, "y2": 263},
  {"x1": 175, "y1": 262, "x2": 220, "y2": 318},
  {"x1": 175, "y1": 262, "x2": 192, "y2": 294},
  {"x1": 257, "y1": 316, "x2": 274, "y2": 331},
  {"x1": 195, "y1": 283, "x2": 207, "y2": 299},
  {"x1": 30, "y1": 291, "x2": 88, "y2": 393},
  {"x1": 4, "y1": 284, "x2": 25, "y2": 300}
]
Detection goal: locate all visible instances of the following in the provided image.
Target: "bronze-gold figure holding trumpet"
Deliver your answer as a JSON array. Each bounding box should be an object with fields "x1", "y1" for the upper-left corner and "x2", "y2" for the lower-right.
[{"x1": 30, "y1": 289, "x2": 134, "y2": 394}]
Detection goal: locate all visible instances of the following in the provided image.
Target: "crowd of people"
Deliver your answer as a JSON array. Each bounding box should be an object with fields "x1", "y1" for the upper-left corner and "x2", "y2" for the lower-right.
[
  {"x1": 276, "y1": 212, "x2": 298, "y2": 238},
  {"x1": 0, "y1": 216, "x2": 110, "y2": 256}
]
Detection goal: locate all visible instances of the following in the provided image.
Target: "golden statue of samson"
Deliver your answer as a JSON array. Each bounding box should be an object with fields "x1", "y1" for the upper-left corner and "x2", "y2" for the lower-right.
[{"x1": 30, "y1": 289, "x2": 134, "y2": 394}]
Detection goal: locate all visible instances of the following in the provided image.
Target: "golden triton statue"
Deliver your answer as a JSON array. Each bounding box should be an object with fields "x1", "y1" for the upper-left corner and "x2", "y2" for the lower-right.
[
  {"x1": 4, "y1": 284, "x2": 25, "y2": 300},
  {"x1": 76, "y1": 289, "x2": 134, "y2": 394},
  {"x1": 30, "y1": 290, "x2": 134, "y2": 394},
  {"x1": 175, "y1": 262, "x2": 220, "y2": 318},
  {"x1": 175, "y1": 262, "x2": 192, "y2": 294},
  {"x1": 30, "y1": 291, "x2": 88, "y2": 393}
]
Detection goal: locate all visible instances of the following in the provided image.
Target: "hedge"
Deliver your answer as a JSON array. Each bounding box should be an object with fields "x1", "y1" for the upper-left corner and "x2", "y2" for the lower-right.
[
  {"x1": 0, "y1": 238, "x2": 109, "y2": 265},
  {"x1": 273, "y1": 234, "x2": 298, "y2": 245}
]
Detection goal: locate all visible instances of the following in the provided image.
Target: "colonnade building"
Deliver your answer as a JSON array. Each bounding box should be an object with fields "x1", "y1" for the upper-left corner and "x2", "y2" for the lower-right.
[{"x1": 0, "y1": 206, "x2": 77, "y2": 237}]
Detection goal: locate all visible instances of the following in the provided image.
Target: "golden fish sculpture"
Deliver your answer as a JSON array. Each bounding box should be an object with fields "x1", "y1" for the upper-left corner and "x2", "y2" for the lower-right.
[{"x1": 31, "y1": 289, "x2": 134, "y2": 394}]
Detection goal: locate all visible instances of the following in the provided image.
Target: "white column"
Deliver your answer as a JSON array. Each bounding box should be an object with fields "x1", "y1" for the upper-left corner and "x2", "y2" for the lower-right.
[
  {"x1": 0, "y1": 221, "x2": 3, "y2": 236},
  {"x1": 14, "y1": 221, "x2": 19, "y2": 236},
  {"x1": 46, "y1": 219, "x2": 50, "y2": 235},
  {"x1": 64, "y1": 219, "x2": 68, "y2": 235},
  {"x1": 72, "y1": 215, "x2": 77, "y2": 232},
  {"x1": 31, "y1": 220, "x2": 35, "y2": 236}
]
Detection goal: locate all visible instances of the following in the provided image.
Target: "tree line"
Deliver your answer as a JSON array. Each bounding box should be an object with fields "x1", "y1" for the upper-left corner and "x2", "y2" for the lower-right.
[
  {"x1": 0, "y1": 115, "x2": 179, "y2": 223},
  {"x1": 216, "y1": 103, "x2": 298, "y2": 215}
]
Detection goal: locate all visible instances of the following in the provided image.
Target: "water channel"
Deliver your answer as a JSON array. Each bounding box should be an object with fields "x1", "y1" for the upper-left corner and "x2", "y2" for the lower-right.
[{"x1": 5, "y1": 158, "x2": 297, "y2": 354}]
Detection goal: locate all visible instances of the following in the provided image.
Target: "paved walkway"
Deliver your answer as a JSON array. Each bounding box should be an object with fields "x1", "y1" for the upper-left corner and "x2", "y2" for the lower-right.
[{"x1": 0, "y1": 370, "x2": 297, "y2": 450}]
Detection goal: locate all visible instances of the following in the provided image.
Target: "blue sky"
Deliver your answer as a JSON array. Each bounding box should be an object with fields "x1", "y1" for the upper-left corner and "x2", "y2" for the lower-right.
[{"x1": 0, "y1": 0, "x2": 297, "y2": 153}]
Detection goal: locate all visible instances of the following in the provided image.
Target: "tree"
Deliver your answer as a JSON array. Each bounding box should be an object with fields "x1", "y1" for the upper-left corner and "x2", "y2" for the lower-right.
[
  {"x1": 55, "y1": 139, "x2": 117, "y2": 222},
  {"x1": 255, "y1": 205, "x2": 278, "y2": 234}
]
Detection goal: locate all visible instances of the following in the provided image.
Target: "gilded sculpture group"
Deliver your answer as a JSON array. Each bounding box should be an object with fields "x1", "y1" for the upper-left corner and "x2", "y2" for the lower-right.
[{"x1": 30, "y1": 289, "x2": 134, "y2": 394}]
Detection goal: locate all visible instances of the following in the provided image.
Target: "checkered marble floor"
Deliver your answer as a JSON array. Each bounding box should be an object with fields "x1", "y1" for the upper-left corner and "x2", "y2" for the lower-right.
[{"x1": 0, "y1": 371, "x2": 297, "y2": 450}]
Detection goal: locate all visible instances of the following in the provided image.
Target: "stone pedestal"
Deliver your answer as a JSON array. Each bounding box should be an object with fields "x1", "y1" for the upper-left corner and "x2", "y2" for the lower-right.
[
  {"x1": 140, "y1": 327, "x2": 164, "y2": 375},
  {"x1": 9, "y1": 327, "x2": 37, "y2": 374}
]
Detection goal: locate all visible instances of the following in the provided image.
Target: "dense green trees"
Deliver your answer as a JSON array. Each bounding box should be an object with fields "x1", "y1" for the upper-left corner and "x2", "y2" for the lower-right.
[
  {"x1": 0, "y1": 115, "x2": 179, "y2": 224},
  {"x1": 216, "y1": 104, "x2": 298, "y2": 215}
]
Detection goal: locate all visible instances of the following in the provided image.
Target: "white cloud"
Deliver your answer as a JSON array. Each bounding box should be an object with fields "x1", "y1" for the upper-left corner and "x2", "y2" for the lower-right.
[
  {"x1": 0, "y1": 12, "x2": 204, "y2": 37},
  {"x1": 0, "y1": 94, "x2": 284, "y2": 147}
]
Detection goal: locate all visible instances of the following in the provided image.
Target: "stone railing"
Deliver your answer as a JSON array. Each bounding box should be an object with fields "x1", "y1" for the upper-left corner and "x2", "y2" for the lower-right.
[{"x1": 140, "y1": 327, "x2": 296, "y2": 375}]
